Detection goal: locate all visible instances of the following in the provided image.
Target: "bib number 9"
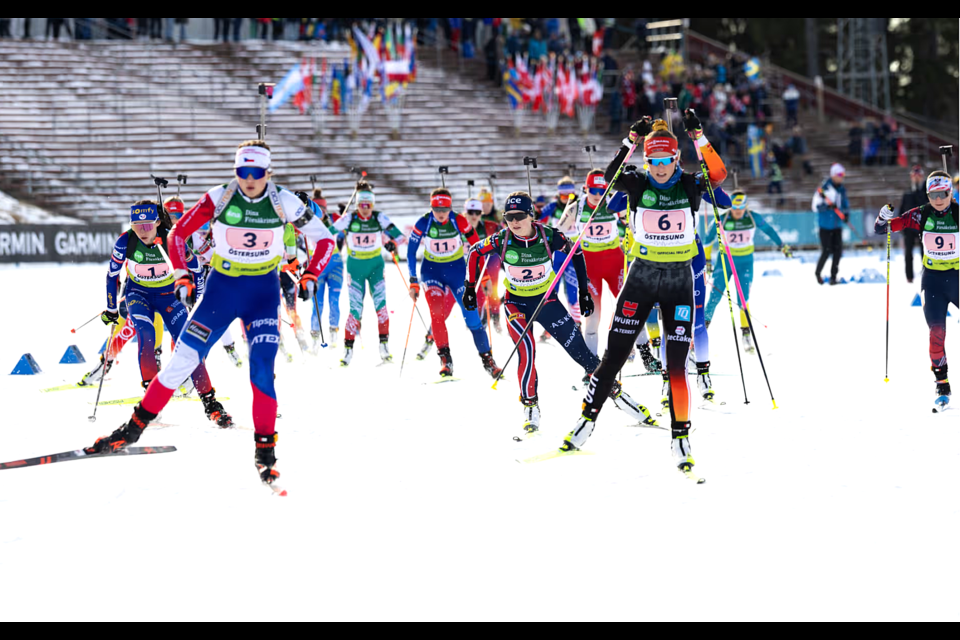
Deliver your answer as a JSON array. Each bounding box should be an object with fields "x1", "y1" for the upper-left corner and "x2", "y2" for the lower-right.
[
  {"x1": 925, "y1": 233, "x2": 957, "y2": 253},
  {"x1": 226, "y1": 228, "x2": 275, "y2": 251},
  {"x1": 642, "y1": 210, "x2": 686, "y2": 234}
]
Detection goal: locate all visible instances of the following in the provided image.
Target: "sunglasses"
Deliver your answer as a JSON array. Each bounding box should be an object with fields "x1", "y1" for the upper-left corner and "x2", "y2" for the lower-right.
[
  {"x1": 466, "y1": 210, "x2": 483, "y2": 216},
  {"x1": 358, "y1": 201, "x2": 374, "y2": 207},
  {"x1": 929, "y1": 191, "x2": 951, "y2": 201},
  {"x1": 648, "y1": 156, "x2": 678, "y2": 167},
  {"x1": 236, "y1": 166, "x2": 267, "y2": 180},
  {"x1": 588, "y1": 188, "x2": 607, "y2": 197},
  {"x1": 133, "y1": 223, "x2": 156, "y2": 233},
  {"x1": 504, "y1": 212, "x2": 531, "y2": 223},
  {"x1": 432, "y1": 207, "x2": 452, "y2": 215}
]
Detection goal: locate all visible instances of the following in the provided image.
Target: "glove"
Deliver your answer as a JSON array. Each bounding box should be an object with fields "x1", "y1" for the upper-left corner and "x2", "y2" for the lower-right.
[
  {"x1": 879, "y1": 204, "x2": 896, "y2": 221},
  {"x1": 462, "y1": 282, "x2": 478, "y2": 311},
  {"x1": 299, "y1": 272, "x2": 318, "y2": 301},
  {"x1": 101, "y1": 309, "x2": 119, "y2": 326},
  {"x1": 579, "y1": 291, "x2": 595, "y2": 319},
  {"x1": 281, "y1": 258, "x2": 301, "y2": 274},
  {"x1": 781, "y1": 245, "x2": 794, "y2": 259},
  {"x1": 682, "y1": 109, "x2": 703, "y2": 139},
  {"x1": 294, "y1": 191, "x2": 310, "y2": 205},
  {"x1": 384, "y1": 240, "x2": 398, "y2": 254},
  {"x1": 706, "y1": 260, "x2": 714, "y2": 276},
  {"x1": 174, "y1": 273, "x2": 196, "y2": 308},
  {"x1": 628, "y1": 117, "x2": 654, "y2": 145},
  {"x1": 409, "y1": 279, "x2": 420, "y2": 302}
]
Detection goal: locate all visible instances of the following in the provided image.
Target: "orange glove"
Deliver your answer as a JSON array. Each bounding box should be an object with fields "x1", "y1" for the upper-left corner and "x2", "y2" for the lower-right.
[
  {"x1": 282, "y1": 258, "x2": 300, "y2": 274},
  {"x1": 409, "y1": 281, "x2": 420, "y2": 302},
  {"x1": 299, "y1": 272, "x2": 318, "y2": 301}
]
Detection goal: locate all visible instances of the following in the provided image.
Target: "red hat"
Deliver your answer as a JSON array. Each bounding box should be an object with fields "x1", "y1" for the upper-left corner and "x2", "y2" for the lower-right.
[
  {"x1": 586, "y1": 174, "x2": 608, "y2": 192},
  {"x1": 165, "y1": 200, "x2": 184, "y2": 215},
  {"x1": 644, "y1": 135, "x2": 679, "y2": 158}
]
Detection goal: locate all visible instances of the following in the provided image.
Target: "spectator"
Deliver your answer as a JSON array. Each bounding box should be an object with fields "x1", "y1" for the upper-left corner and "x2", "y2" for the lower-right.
[
  {"x1": 528, "y1": 29, "x2": 546, "y2": 60},
  {"x1": 257, "y1": 18, "x2": 270, "y2": 40},
  {"x1": 23, "y1": 17, "x2": 31, "y2": 38},
  {"x1": 0, "y1": 19, "x2": 11, "y2": 38},
  {"x1": 783, "y1": 84, "x2": 801, "y2": 127},
  {"x1": 232, "y1": 18, "x2": 244, "y2": 42},
  {"x1": 137, "y1": 18, "x2": 149, "y2": 39},
  {"x1": 634, "y1": 18, "x2": 648, "y2": 55},
  {"x1": 214, "y1": 18, "x2": 231, "y2": 43},
  {"x1": 812, "y1": 163, "x2": 850, "y2": 286},
  {"x1": 175, "y1": 18, "x2": 189, "y2": 42},
  {"x1": 75, "y1": 18, "x2": 92, "y2": 40},
  {"x1": 899, "y1": 165, "x2": 927, "y2": 283},
  {"x1": 46, "y1": 18, "x2": 69, "y2": 40},
  {"x1": 768, "y1": 154, "x2": 785, "y2": 207},
  {"x1": 848, "y1": 122, "x2": 864, "y2": 165},
  {"x1": 484, "y1": 26, "x2": 500, "y2": 84},
  {"x1": 149, "y1": 18, "x2": 162, "y2": 40},
  {"x1": 789, "y1": 126, "x2": 814, "y2": 177}
]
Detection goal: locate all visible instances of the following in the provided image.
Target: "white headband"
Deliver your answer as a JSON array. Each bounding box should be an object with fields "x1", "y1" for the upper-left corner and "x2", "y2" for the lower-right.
[
  {"x1": 465, "y1": 199, "x2": 483, "y2": 211},
  {"x1": 234, "y1": 146, "x2": 271, "y2": 170},
  {"x1": 927, "y1": 175, "x2": 951, "y2": 193}
]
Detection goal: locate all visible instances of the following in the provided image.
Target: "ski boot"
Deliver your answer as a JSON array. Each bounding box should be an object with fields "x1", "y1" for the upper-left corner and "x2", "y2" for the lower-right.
[
  {"x1": 175, "y1": 376, "x2": 196, "y2": 398},
  {"x1": 561, "y1": 414, "x2": 597, "y2": 452},
  {"x1": 416, "y1": 332, "x2": 435, "y2": 361},
  {"x1": 341, "y1": 341, "x2": 354, "y2": 368},
  {"x1": 86, "y1": 404, "x2": 155, "y2": 454},
  {"x1": 742, "y1": 327, "x2": 756, "y2": 354},
  {"x1": 279, "y1": 337, "x2": 294, "y2": 363},
  {"x1": 539, "y1": 331, "x2": 553, "y2": 344},
  {"x1": 521, "y1": 397, "x2": 540, "y2": 438},
  {"x1": 201, "y1": 388, "x2": 233, "y2": 428},
  {"x1": 671, "y1": 433, "x2": 696, "y2": 472},
  {"x1": 329, "y1": 327, "x2": 339, "y2": 349},
  {"x1": 638, "y1": 343, "x2": 662, "y2": 374},
  {"x1": 293, "y1": 321, "x2": 310, "y2": 354},
  {"x1": 697, "y1": 361, "x2": 715, "y2": 403},
  {"x1": 492, "y1": 310, "x2": 503, "y2": 335},
  {"x1": 224, "y1": 343, "x2": 243, "y2": 368},
  {"x1": 255, "y1": 433, "x2": 280, "y2": 485},
  {"x1": 610, "y1": 381, "x2": 658, "y2": 427},
  {"x1": 934, "y1": 366, "x2": 951, "y2": 413},
  {"x1": 479, "y1": 351, "x2": 502, "y2": 380},
  {"x1": 627, "y1": 349, "x2": 637, "y2": 364},
  {"x1": 79, "y1": 355, "x2": 112, "y2": 387},
  {"x1": 379, "y1": 337, "x2": 393, "y2": 364},
  {"x1": 438, "y1": 347, "x2": 454, "y2": 378},
  {"x1": 661, "y1": 372, "x2": 671, "y2": 410},
  {"x1": 154, "y1": 347, "x2": 163, "y2": 372},
  {"x1": 310, "y1": 331, "x2": 322, "y2": 355}
]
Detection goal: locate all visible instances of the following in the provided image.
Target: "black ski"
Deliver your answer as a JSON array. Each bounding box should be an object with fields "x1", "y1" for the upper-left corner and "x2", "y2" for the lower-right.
[{"x1": 0, "y1": 446, "x2": 177, "y2": 471}]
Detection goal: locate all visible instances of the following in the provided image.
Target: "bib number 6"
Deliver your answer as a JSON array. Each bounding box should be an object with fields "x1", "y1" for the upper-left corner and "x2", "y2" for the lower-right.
[{"x1": 642, "y1": 210, "x2": 686, "y2": 235}]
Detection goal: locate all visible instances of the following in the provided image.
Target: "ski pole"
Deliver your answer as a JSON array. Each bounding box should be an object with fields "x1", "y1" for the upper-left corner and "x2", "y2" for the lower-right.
[
  {"x1": 399, "y1": 298, "x2": 419, "y2": 379},
  {"x1": 71, "y1": 313, "x2": 102, "y2": 334},
  {"x1": 88, "y1": 324, "x2": 114, "y2": 423},
  {"x1": 439, "y1": 166, "x2": 448, "y2": 190},
  {"x1": 690, "y1": 126, "x2": 777, "y2": 409},
  {"x1": 493, "y1": 140, "x2": 641, "y2": 391},
  {"x1": 885, "y1": 222, "x2": 892, "y2": 383},
  {"x1": 302, "y1": 232, "x2": 328, "y2": 350},
  {"x1": 940, "y1": 145, "x2": 954, "y2": 174},
  {"x1": 257, "y1": 83, "x2": 275, "y2": 140},
  {"x1": 583, "y1": 145, "x2": 596, "y2": 168},
  {"x1": 391, "y1": 253, "x2": 429, "y2": 331},
  {"x1": 523, "y1": 157, "x2": 537, "y2": 196},
  {"x1": 343, "y1": 168, "x2": 368, "y2": 215}
]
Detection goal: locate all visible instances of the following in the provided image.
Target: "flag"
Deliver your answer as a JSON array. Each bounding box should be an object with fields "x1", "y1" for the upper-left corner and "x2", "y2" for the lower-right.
[
  {"x1": 503, "y1": 61, "x2": 523, "y2": 110},
  {"x1": 331, "y1": 65, "x2": 343, "y2": 116},
  {"x1": 318, "y1": 59, "x2": 328, "y2": 111},
  {"x1": 293, "y1": 57, "x2": 314, "y2": 115},
  {"x1": 268, "y1": 63, "x2": 304, "y2": 113}
]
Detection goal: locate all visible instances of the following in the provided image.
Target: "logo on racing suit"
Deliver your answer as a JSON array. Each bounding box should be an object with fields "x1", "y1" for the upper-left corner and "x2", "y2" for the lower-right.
[
  {"x1": 185, "y1": 320, "x2": 212, "y2": 343},
  {"x1": 622, "y1": 301, "x2": 639, "y2": 318},
  {"x1": 676, "y1": 326, "x2": 686, "y2": 336},
  {"x1": 504, "y1": 250, "x2": 520, "y2": 265},
  {"x1": 642, "y1": 191, "x2": 657, "y2": 207},
  {"x1": 224, "y1": 206, "x2": 243, "y2": 225},
  {"x1": 675, "y1": 306, "x2": 692, "y2": 322}
]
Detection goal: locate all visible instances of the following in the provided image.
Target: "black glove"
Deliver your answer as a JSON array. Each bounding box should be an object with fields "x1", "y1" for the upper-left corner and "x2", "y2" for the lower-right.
[
  {"x1": 101, "y1": 310, "x2": 120, "y2": 326},
  {"x1": 579, "y1": 291, "x2": 595, "y2": 319},
  {"x1": 295, "y1": 191, "x2": 310, "y2": 205},
  {"x1": 463, "y1": 282, "x2": 478, "y2": 312},
  {"x1": 682, "y1": 109, "x2": 702, "y2": 137},
  {"x1": 628, "y1": 117, "x2": 654, "y2": 144},
  {"x1": 384, "y1": 240, "x2": 398, "y2": 254}
]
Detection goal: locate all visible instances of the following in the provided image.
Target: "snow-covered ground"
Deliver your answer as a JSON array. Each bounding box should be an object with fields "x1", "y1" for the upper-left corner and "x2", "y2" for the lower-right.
[{"x1": 0, "y1": 251, "x2": 956, "y2": 622}]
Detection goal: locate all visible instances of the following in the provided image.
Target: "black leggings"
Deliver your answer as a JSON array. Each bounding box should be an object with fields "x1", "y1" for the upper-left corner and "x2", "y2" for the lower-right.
[
  {"x1": 584, "y1": 260, "x2": 695, "y2": 436},
  {"x1": 816, "y1": 228, "x2": 843, "y2": 279}
]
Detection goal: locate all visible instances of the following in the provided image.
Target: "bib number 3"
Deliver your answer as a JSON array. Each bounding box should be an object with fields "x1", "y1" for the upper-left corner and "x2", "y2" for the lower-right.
[{"x1": 226, "y1": 229, "x2": 275, "y2": 250}]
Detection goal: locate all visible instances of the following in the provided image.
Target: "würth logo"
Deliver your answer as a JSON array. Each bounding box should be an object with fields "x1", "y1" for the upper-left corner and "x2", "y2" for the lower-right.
[{"x1": 622, "y1": 301, "x2": 639, "y2": 319}]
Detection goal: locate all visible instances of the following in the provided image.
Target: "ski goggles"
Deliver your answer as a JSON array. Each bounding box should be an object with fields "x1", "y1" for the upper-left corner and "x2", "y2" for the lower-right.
[
  {"x1": 236, "y1": 166, "x2": 268, "y2": 180},
  {"x1": 132, "y1": 222, "x2": 157, "y2": 233},
  {"x1": 928, "y1": 191, "x2": 951, "y2": 201},
  {"x1": 503, "y1": 212, "x2": 532, "y2": 223},
  {"x1": 587, "y1": 188, "x2": 607, "y2": 197},
  {"x1": 731, "y1": 194, "x2": 749, "y2": 210},
  {"x1": 465, "y1": 209, "x2": 483, "y2": 216},
  {"x1": 647, "y1": 155, "x2": 679, "y2": 167}
]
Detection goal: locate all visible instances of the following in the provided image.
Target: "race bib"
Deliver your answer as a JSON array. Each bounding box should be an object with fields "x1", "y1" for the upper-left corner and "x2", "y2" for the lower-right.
[
  {"x1": 642, "y1": 210, "x2": 687, "y2": 235},
  {"x1": 226, "y1": 228, "x2": 275, "y2": 251},
  {"x1": 350, "y1": 233, "x2": 380, "y2": 250},
  {"x1": 507, "y1": 264, "x2": 548, "y2": 282},
  {"x1": 428, "y1": 237, "x2": 462, "y2": 257},
  {"x1": 924, "y1": 233, "x2": 958, "y2": 256},
  {"x1": 133, "y1": 263, "x2": 169, "y2": 279},
  {"x1": 583, "y1": 221, "x2": 616, "y2": 243}
]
